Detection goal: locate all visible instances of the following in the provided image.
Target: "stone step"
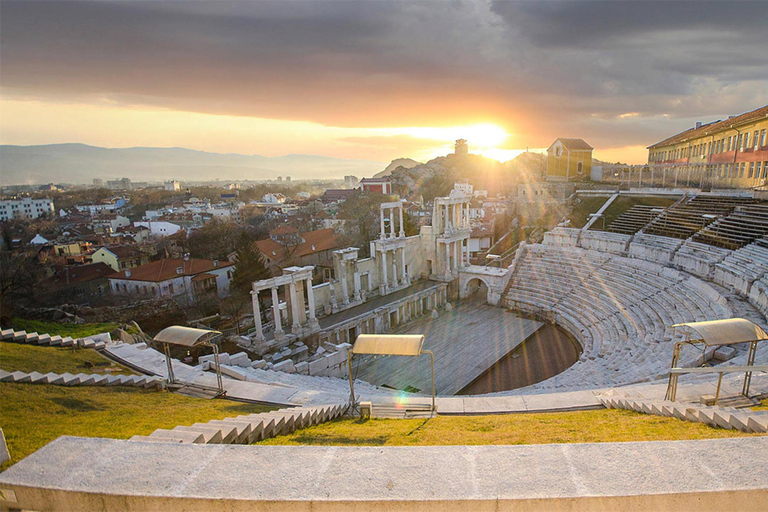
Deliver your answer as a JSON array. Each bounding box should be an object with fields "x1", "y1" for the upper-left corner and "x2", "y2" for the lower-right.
[
  {"x1": 28, "y1": 371, "x2": 48, "y2": 384},
  {"x1": 0, "y1": 370, "x2": 17, "y2": 382},
  {"x1": 25, "y1": 332, "x2": 39, "y2": 343},
  {"x1": 148, "y1": 429, "x2": 206, "y2": 444},
  {"x1": 172, "y1": 425, "x2": 223, "y2": 444},
  {"x1": 60, "y1": 337, "x2": 75, "y2": 347},
  {"x1": 747, "y1": 416, "x2": 768, "y2": 434},
  {"x1": 0, "y1": 328, "x2": 14, "y2": 340},
  {"x1": 46, "y1": 335, "x2": 62, "y2": 346},
  {"x1": 12, "y1": 331, "x2": 27, "y2": 342},
  {"x1": 36, "y1": 334, "x2": 51, "y2": 345},
  {"x1": 191, "y1": 423, "x2": 238, "y2": 444},
  {"x1": 205, "y1": 419, "x2": 255, "y2": 444}
]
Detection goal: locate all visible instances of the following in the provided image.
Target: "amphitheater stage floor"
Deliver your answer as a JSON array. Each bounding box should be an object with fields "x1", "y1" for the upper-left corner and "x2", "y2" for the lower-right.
[{"x1": 354, "y1": 300, "x2": 544, "y2": 395}]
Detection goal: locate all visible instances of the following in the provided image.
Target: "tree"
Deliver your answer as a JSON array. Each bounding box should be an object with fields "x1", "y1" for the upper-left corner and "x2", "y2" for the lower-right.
[
  {"x1": 230, "y1": 232, "x2": 271, "y2": 299},
  {"x1": 0, "y1": 250, "x2": 44, "y2": 323},
  {"x1": 186, "y1": 220, "x2": 243, "y2": 260}
]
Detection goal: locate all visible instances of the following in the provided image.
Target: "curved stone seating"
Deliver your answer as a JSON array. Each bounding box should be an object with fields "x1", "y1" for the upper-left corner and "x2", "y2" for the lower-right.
[
  {"x1": 713, "y1": 242, "x2": 768, "y2": 295},
  {"x1": 504, "y1": 244, "x2": 738, "y2": 392},
  {"x1": 673, "y1": 240, "x2": 730, "y2": 279}
]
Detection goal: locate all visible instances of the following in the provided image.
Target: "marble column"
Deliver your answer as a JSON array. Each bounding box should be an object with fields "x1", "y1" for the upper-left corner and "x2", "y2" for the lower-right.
[
  {"x1": 399, "y1": 205, "x2": 405, "y2": 237},
  {"x1": 391, "y1": 250, "x2": 398, "y2": 288},
  {"x1": 289, "y1": 281, "x2": 301, "y2": 334},
  {"x1": 400, "y1": 247, "x2": 407, "y2": 285},
  {"x1": 340, "y1": 260, "x2": 349, "y2": 305},
  {"x1": 306, "y1": 278, "x2": 319, "y2": 330},
  {"x1": 271, "y1": 286, "x2": 283, "y2": 335},
  {"x1": 389, "y1": 208, "x2": 396, "y2": 238},
  {"x1": 380, "y1": 250, "x2": 388, "y2": 294},
  {"x1": 380, "y1": 211, "x2": 386, "y2": 238},
  {"x1": 444, "y1": 242, "x2": 451, "y2": 278},
  {"x1": 353, "y1": 271, "x2": 362, "y2": 302},
  {"x1": 251, "y1": 289, "x2": 265, "y2": 341}
]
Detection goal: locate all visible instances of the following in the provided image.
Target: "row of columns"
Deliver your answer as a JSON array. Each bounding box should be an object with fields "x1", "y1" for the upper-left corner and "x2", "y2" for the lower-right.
[
  {"x1": 380, "y1": 205, "x2": 405, "y2": 239},
  {"x1": 379, "y1": 246, "x2": 408, "y2": 294},
  {"x1": 322, "y1": 285, "x2": 447, "y2": 345},
  {"x1": 251, "y1": 274, "x2": 318, "y2": 342},
  {"x1": 441, "y1": 201, "x2": 471, "y2": 233},
  {"x1": 443, "y1": 239, "x2": 469, "y2": 278}
]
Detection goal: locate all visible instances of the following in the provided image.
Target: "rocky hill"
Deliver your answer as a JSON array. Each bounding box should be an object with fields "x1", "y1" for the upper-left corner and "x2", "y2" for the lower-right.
[
  {"x1": 386, "y1": 151, "x2": 546, "y2": 200},
  {"x1": 374, "y1": 158, "x2": 422, "y2": 178}
]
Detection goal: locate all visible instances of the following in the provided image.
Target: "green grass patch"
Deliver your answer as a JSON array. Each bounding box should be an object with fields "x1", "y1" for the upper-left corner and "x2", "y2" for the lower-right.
[
  {"x1": 0, "y1": 383, "x2": 275, "y2": 469},
  {"x1": 258, "y1": 409, "x2": 763, "y2": 447},
  {"x1": 567, "y1": 196, "x2": 611, "y2": 228},
  {"x1": 8, "y1": 318, "x2": 118, "y2": 339},
  {"x1": 0, "y1": 342, "x2": 133, "y2": 375}
]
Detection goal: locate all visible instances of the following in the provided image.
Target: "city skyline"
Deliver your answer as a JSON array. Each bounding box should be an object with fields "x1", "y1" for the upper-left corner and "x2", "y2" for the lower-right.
[{"x1": 2, "y1": 1, "x2": 767, "y2": 166}]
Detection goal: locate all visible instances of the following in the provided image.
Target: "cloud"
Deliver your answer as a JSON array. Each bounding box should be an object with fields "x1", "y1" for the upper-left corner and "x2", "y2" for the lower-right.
[{"x1": 1, "y1": 0, "x2": 767, "y2": 156}]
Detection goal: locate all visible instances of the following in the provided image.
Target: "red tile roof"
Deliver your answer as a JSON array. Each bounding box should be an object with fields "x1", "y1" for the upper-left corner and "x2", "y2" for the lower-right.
[
  {"x1": 648, "y1": 104, "x2": 768, "y2": 149},
  {"x1": 45, "y1": 263, "x2": 115, "y2": 287},
  {"x1": 254, "y1": 228, "x2": 345, "y2": 263},
  {"x1": 110, "y1": 258, "x2": 232, "y2": 282}
]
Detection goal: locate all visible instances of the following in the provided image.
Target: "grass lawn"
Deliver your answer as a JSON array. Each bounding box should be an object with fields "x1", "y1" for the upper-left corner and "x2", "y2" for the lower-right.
[
  {"x1": 0, "y1": 342, "x2": 133, "y2": 375},
  {"x1": 567, "y1": 196, "x2": 609, "y2": 228},
  {"x1": 0, "y1": 383, "x2": 275, "y2": 469},
  {"x1": 7, "y1": 318, "x2": 118, "y2": 339},
  {"x1": 258, "y1": 408, "x2": 765, "y2": 447}
]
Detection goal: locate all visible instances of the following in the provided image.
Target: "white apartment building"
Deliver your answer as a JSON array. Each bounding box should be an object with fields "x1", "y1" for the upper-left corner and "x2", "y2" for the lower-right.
[{"x1": 0, "y1": 198, "x2": 55, "y2": 221}]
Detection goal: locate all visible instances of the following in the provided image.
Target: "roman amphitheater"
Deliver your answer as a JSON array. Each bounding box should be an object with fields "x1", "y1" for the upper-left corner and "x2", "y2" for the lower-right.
[{"x1": 2, "y1": 189, "x2": 768, "y2": 509}]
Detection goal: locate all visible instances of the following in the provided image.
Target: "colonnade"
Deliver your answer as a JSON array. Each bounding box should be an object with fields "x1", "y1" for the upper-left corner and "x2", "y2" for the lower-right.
[{"x1": 251, "y1": 266, "x2": 319, "y2": 342}]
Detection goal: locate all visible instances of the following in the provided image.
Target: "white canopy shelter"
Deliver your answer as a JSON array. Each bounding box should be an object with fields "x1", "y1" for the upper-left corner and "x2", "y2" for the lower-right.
[
  {"x1": 153, "y1": 326, "x2": 225, "y2": 396},
  {"x1": 348, "y1": 334, "x2": 435, "y2": 413},
  {"x1": 666, "y1": 318, "x2": 767, "y2": 403}
]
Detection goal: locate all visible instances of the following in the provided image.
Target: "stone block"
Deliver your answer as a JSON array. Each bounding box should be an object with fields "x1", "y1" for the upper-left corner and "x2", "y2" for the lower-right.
[
  {"x1": 273, "y1": 359, "x2": 295, "y2": 373},
  {"x1": 229, "y1": 352, "x2": 251, "y2": 367},
  {"x1": 294, "y1": 361, "x2": 309, "y2": 375},
  {"x1": 149, "y1": 429, "x2": 205, "y2": 444},
  {"x1": 251, "y1": 359, "x2": 266, "y2": 369}
]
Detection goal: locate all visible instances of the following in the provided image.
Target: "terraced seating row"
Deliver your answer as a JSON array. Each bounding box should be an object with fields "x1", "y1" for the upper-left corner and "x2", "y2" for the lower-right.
[
  {"x1": 129, "y1": 403, "x2": 347, "y2": 444},
  {"x1": 692, "y1": 204, "x2": 768, "y2": 249},
  {"x1": 598, "y1": 395, "x2": 768, "y2": 433},
  {"x1": 578, "y1": 230, "x2": 630, "y2": 254},
  {"x1": 0, "y1": 328, "x2": 105, "y2": 349},
  {"x1": 0, "y1": 369, "x2": 164, "y2": 389},
  {"x1": 504, "y1": 244, "x2": 734, "y2": 392},
  {"x1": 713, "y1": 241, "x2": 768, "y2": 295},
  {"x1": 627, "y1": 233, "x2": 684, "y2": 264},
  {"x1": 604, "y1": 204, "x2": 666, "y2": 235},
  {"x1": 643, "y1": 196, "x2": 747, "y2": 240},
  {"x1": 673, "y1": 240, "x2": 730, "y2": 279}
]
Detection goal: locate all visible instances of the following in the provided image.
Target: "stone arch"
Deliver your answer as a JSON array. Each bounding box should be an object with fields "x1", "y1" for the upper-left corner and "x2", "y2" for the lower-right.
[{"x1": 460, "y1": 276, "x2": 491, "y2": 303}]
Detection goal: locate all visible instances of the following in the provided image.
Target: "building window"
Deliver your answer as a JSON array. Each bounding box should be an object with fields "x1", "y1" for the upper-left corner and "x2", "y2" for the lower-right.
[
  {"x1": 757, "y1": 162, "x2": 763, "y2": 179},
  {"x1": 740, "y1": 162, "x2": 746, "y2": 178},
  {"x1": 760, "y1": 130, "x2": 767, "y2": 148},
  {"x1": 744, "y1": 133, "x2": 750, "y2": 151},
  {"x1": 755, "y1": 131, "x2": 760, "y2": 150},
  {"x1": 749, "y1": 162, "x2": 755, "y2": 178},
  {"x1": 737, "y1": 134, "x2": 743, "y2": 151}
]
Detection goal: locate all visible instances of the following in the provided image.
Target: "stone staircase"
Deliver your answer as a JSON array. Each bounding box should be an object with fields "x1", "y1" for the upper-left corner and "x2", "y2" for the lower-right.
[
  {"x1": 129, "y1": 403, "x2": 347, "y2": 444},
  {"x1": 0, "y1": 328, "x2": 106, "y2": 349},
  {"x1": 598, "y1": 393, "x2": 768, "y2": 433},
  {"x1": 0, "y1": 369, "x2": 164, "y2": 389}
]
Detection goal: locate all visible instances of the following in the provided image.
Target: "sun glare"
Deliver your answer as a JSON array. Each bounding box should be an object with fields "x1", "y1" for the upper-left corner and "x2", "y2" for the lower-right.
[{"x1": 391, "y1": 123, "x2": 509, "y2": 149}]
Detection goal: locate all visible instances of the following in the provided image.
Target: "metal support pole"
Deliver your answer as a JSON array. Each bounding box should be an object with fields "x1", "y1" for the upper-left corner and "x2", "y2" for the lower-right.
[
  {"x1": 164, "y1": 343, "x2": 176, "y2": 386},
  {"x1": 347, "y1": 351, "x2": 356, "y2": 406},
  {"x1": 424, "y1": 350, "x2": 435, "y2": 413},
  {"x1": 212, "y1": 343, "x2": 224, "y2": 395},
  {"x1": 743, "y1": 340, "x2": 757, "y2": 396},
  {"x1": 715, "y1": 372, "x2": 723, "y2": 405}
]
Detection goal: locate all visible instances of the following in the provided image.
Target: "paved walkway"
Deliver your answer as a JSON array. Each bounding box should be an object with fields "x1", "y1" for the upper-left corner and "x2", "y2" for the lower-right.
[
  {"x1": 2, "y1": 436, "x2": 766, "y2": 510},
  {"x1": 318, "y1": 280, "x2": 443, "y2": 330}
]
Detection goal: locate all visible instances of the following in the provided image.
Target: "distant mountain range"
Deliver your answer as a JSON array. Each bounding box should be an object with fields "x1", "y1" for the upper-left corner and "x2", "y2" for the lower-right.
[{"x1": 0, "y1": 143, "x2": 387, "y2": 185}]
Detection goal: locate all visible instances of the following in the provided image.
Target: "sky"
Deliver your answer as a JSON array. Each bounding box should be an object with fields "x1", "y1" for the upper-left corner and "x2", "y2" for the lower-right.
[{"x1": 2, "y1": 0, "x2": 768, "y2": 165}]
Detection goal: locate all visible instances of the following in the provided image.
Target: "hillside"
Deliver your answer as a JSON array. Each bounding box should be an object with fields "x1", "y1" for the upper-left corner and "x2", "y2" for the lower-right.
[
  {"x1": 0, "y1": 144, "x2": 386, "y2": 185},
  {"x1": 374, "y1": 158, "x2": 422, "y2": 178},
  {"x1": 387, "y1": 151, "x2": 546, "y2": 200}
]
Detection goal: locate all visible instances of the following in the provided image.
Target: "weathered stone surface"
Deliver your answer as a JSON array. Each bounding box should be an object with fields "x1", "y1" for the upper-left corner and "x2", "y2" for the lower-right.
[{"x1": 0, "y1": 436, "x2": 766, "y2": 511}]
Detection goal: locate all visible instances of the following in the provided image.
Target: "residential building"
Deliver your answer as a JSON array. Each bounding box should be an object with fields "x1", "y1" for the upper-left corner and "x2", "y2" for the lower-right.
[
  {"x1": 0, "y1": 197, "x2": 55, "y2": 221},
  {"x1": 546, "y1": 138, "x2": 593, "y2": 181},
  {"x1": 359, "y1": 177, "x2": 392, "y2": 194},
  {"x1": 262, "y1": 193, "x2": 287, "y2": 204},
  {"x1": 91, "y1": 213, "x2": 131, "y2": 234},
  {"x1": 647, "y1": 104, "x2": 768, "y2": 188},
  {"x1": 109, "y1": 257, "x2": 234, "y2": 300},
  {"x1": 40, "y1": 262, "x2": 114, "y2": 304},
  {"x1": 133, "y1": 220, "x2": 184, "y2": 237},
  {"x1": 253, "y1": 226, "x2": 347, "y2": 277},
  {"x1": 164, "y1": 180, "x2": 181, "y2": 191},
  {"x1": 91, "y1": 245, "x2": 147, "y2": 272}
]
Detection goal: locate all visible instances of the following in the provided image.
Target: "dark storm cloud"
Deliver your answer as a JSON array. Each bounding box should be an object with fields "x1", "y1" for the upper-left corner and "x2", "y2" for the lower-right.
[{"x1": 2, "y1": 0, "x2": 767, "y2": 149}]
